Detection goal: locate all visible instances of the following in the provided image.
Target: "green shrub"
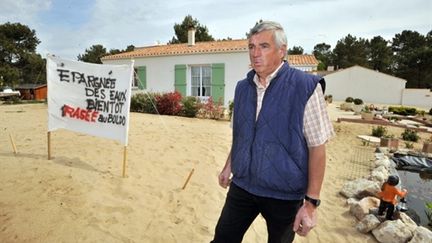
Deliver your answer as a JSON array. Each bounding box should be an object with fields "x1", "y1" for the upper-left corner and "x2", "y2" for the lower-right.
[
  {"x1": 406, "y1": 108, "x2": 417, "y2": 116},
  {"x1": 130, "y1": 93, "x2": 144, "y2": 112},
  {"x1": 417, "y1": 110, "x2": 426, "y2": 116},
  {"x1": 383, "y1": 134, "x2": 395, "y2": 139},
  {"x1": 401, "y1": 129, "x2": 419, "y2": 142},
  {"x1": 426, "y1": 202, "x2": 432, "y2": 226},
  {"x1": 130, "y1": 92, "x2": 158, "y2": 114},
  {"x1": 371, "y1": 126, "x2": 387, "y2": 137},
  {"x1": 362, "y1": 106, "x2": 371, "y2": 113},
  {"x1": 353, "y1": 98, "x2": 363, "y2": 105},
  {"x1": 345, "y1": 97, "x2": 354, "y2": 103},
  {"x1": 181, "y1": 96, "x2": 199, "y2": 118},
  {"x1": 405, "y1": 142, "x2": 414, "y2": 149},
  {"x1": 389, "y1": 106, "x2": 417, "y2": 116},
  {"x1": 228, "y1": 100, "x2": 234, "y2": 119}
]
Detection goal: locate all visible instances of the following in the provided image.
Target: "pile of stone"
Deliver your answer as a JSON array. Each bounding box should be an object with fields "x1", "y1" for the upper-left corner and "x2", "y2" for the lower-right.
[{"x1": 340, "y1": 152, "x2": 432, "y2": 243}]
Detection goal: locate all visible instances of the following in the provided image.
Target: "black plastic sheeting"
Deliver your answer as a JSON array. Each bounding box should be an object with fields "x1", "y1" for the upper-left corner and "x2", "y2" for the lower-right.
[{"x1": 391, "y1": 153, "x2": 432, "y2": 172}]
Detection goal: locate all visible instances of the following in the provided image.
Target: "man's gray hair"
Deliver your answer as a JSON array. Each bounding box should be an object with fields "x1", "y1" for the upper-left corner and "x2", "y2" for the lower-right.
[{"x1": 248, "y1": 21, "x2": 287, "y2": 50}]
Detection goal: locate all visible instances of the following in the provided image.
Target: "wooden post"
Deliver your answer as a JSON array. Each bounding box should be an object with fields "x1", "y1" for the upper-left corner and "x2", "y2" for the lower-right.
[
  {"x1": 122, "y1": 146, "x2": 127, "y2": 178},
  {"x1": 9, "y1": 133, "x2": 17, "y2": 154},
  {"x1": 182, "y1": 168, "x2": 195, "y2": 190},
  {"x1": 47, "y1": 132, "x2": 52, "y2": 160}
]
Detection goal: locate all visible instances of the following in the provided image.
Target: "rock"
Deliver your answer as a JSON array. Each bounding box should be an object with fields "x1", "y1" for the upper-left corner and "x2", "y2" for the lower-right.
[
  {"x1": 369, "y1": 208, "x2": 380, "y2": 216},
  {"x1": 372, "y1": 219, "x2": 413, "y2": 243},
  {"x1": 375, "y1": 156, "x2": 391, "y2": 170},
  {"x1": 350, "y1": 197, "x2": 380, "y2": 220},
  {"x1": 398, "y1": 212, "x2": 417, "y2": 233},
  {"x1": 347, "y1": 198, "x2": 359, "y2": 206},
  {"x1": 375, "y1": 165, "x2": 388, "y2": 175},
  {"x1": 341, "y1": 178, "x2": 381, "y2": 199},
  {"x1": 374, "y1": 151, "x2": 386, "y2": 159},
  {"x1": 370, "y1": 166, "x2": 388, "y2": 184},
  {"x1": 375, "y1": 157, "x2": 391, "y2": 169},
  {"x1": 408, "y1": 226, "x2": 432, "y2": 243},
  {"x1": 356, "y1": 214, "x2": 381, "y2": 233}
]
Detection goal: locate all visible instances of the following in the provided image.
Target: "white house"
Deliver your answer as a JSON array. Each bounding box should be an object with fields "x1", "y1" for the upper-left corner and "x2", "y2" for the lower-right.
[
  {"x1": 102, "y1": 30, "x2": 319, "y2": 106},
  {"x1": 287, "y1": 55, "x2": 318, "y2": 72},
  {"x1": 324, "y1": 65, "x2": 407, "y2": 105},
  {"x1": 102, "y1": 38, "x2": 249, "y2": 106}
]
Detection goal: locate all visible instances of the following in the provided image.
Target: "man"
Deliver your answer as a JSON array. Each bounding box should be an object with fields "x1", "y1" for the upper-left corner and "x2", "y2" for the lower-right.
[{"x1": 211, "y1": 21, "x2": 334, "y2": 243}]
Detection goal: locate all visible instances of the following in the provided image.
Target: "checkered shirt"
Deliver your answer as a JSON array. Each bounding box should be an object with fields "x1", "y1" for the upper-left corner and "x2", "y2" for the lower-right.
[{"x1": 252, "y1": 64, "x2": 335, "y2": 147}]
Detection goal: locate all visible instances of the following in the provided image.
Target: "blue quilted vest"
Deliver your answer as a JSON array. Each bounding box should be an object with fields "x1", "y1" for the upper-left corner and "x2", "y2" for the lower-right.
[{"x1": 231, "y1": 62, "x2": 322, "y2": 200}]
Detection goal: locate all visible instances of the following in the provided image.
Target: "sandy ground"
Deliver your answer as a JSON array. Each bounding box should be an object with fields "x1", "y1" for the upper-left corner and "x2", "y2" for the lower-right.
[{"x1": 0, "y1": 103, "x2": 430, "y2": 243}]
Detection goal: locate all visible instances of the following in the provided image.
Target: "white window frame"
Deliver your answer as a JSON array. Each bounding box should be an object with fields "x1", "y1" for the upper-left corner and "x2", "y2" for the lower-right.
[{"x1": 189, "y1": 65, "x2": 212, "y2": 102}]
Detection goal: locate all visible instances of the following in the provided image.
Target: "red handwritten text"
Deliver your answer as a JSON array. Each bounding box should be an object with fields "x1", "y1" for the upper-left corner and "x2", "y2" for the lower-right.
[{"x1": 62, "y1": 104, "x2": 99, "y2": 122}]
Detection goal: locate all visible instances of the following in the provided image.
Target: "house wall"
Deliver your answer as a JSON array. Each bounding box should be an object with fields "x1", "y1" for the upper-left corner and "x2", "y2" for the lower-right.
[
  {"x1": 103, "y1": 52, "x2": 250, "y2": 106},
  {"x1": 292, "y1": 65, "x2": 317, "y2": 72},
  {"x1": 35, "y1": 86, "x2": 47, "y2": 100},
  {"x1": 324, "y1": 66, "x2": 406, "y2": 105},
  {"x1": 402, "y1": 89, "x2": 432, "y2": 110}
]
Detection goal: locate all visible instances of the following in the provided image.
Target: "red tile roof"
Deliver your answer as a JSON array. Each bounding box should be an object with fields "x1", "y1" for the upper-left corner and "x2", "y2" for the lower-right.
[
  {"x1": 102, "y1": 40, "x2": 318, "y2": 67},
  {"x1": 287, "y1": 54, "x2": 319, "y2": 66},
  {"x1": 102, "y1": 39, "x2": 249, "y2": 60}
]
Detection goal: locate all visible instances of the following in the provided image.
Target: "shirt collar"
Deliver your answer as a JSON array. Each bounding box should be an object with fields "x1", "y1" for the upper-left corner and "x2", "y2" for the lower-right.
[{"x1": 253, "y1": 62, "x2": 284, "y2": 88}]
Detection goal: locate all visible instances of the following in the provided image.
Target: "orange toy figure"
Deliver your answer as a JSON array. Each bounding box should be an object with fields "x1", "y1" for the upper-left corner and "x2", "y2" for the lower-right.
[{"x1": 378, "y1": 175, "x2": 408, "y2": 220}]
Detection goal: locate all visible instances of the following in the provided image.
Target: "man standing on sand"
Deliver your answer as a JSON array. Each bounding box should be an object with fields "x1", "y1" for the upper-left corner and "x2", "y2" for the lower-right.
[{"x1": 211, "y1": 21, "x2": 334, "y2": 243}]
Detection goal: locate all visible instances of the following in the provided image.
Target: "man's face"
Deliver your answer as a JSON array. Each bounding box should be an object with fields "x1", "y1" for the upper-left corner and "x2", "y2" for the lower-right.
[{"x1": 248, "y1": 30, "x2": 286, "y2": 78}]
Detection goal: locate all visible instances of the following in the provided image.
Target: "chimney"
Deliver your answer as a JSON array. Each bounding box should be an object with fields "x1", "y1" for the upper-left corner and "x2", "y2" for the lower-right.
[{"x1": 188, "y1": 28, "x2": 196, "y2": 46}]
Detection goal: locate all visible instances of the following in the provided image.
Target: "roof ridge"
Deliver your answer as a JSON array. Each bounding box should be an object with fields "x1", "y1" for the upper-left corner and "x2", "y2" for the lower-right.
[{"x1": 102, "y1": 39, "x2": 249, "y2": 60}]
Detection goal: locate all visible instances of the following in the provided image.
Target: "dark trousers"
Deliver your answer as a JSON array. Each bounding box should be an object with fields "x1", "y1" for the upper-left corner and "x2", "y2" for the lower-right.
[
  {"x1": 378, "y1": 199, "x2": 395, "y2": 220},
  {"x1": 212, "y1": 183, "x2": 302, "y2": 243}
]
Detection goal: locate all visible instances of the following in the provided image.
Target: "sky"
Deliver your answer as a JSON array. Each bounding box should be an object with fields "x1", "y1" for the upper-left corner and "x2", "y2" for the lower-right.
[{"x1": 1, "y1": 0, "x2": 431, "y2": 60}]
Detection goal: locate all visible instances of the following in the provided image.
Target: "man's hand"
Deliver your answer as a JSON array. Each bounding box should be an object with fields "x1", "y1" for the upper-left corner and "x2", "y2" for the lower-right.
[
  {"x1": 218, "y1": 167, "x2": 231, "y2": 188},
  {"x1": 218, "y1": 151, "x2": 232, "y2": 189},
  {"x1": 293, "y1": 201, "x2": 317, "y2": 236}
]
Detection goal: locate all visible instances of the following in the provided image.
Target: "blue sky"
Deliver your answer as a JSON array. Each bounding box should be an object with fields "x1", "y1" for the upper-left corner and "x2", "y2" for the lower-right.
[
  {"x1": 1, "y1": 0, "x2": 431, "y2": 60},
  {"x1": 38, "y1": 0, "x2": 94, "y2": 29}
]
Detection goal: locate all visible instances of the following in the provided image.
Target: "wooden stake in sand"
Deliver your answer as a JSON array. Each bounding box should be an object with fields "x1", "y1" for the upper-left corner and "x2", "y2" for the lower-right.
[
  {"x1": 9, "y1": 132, "x2": 18, "y2": 154},
  {"x1": 182, "y1": 168, "x2": 195, "y2": 190},
  {"x1": 122, "y1": 146, "x2": 127, "y2": 178},
  {"x1": 47, "y1": 131, "x2": 52, "y2": 160}
]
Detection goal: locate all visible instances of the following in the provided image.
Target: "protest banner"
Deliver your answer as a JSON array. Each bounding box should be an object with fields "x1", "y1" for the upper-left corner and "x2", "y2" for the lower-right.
[{"x1": 47, "y1": 55, "x2": 134, "y2": 176}]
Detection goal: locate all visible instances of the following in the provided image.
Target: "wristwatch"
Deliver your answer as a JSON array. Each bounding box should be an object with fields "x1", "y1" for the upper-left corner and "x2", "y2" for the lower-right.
[{"x1": 304, "y1": 195, "x2": 321, "y2": 207}]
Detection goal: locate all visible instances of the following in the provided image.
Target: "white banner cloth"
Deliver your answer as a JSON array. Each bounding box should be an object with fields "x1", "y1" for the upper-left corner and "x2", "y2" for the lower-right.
[{"x1": 47, "y1": 55, "x2": 133, "y2": 145}]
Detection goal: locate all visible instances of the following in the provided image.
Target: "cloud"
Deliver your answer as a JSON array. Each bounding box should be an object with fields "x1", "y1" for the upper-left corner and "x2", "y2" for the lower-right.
[
  {"x1": 1, "y1": 0, "x2": 431, "y2": 59},
  {"x1": 0, "y1": 0, "x2": 51, "y2": 24}
]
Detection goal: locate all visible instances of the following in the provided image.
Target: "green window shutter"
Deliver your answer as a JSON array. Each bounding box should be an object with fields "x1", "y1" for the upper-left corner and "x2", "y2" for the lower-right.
[
  {"x1": 137, "y1": 66, "x2": 146, "y2": 90},
  {"x1": 174, "y1": 64, "x2": 187, "y2": 96},
  {"x1": 211, "y1": 63, "x2": 225, "y2": 104}
]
